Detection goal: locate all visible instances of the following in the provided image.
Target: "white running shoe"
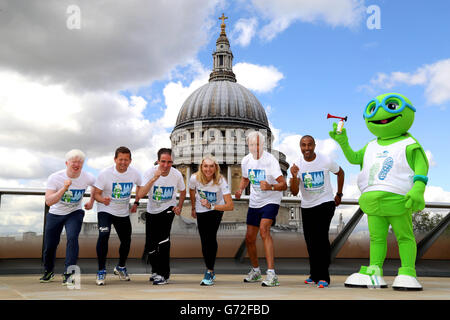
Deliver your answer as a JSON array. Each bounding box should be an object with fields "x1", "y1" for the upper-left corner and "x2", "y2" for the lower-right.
[
  {"x1": 243, "y1": 268, "x2": 262, "y2": 283},
  {"x1": 113, "y1": 266, "x2": 130, "y2": 281},
  {"x1": 96, "y1": 270, "x2": 106, "y2": 286},
  {"x1": 262, "y1": 271, "x2": 280, "y2": 287}
]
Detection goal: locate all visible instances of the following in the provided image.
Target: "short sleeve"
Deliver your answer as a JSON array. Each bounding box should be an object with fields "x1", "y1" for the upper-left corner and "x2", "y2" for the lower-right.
[
  {"x1": 87, "y1": 172, "x2": 96, "y2": 186},
  {"x1": 189, "y1": 174, "x2": 197, "y2": 190},
  {"x1": 270, "y1": 156, "x2": 283, "y2": 179},
  {"x1": 220, "y1": 178, "x2": 231, "y2": 195},
  {"x1": 142, "y1": 167, "x2": 155, "y2": 185},
  {"x1": 177, "y1": 172, "x2": 186, "y2": 191},
  {"x1": 46, "y1": 173, "x2": 58, "y2": 191},
  {"x1": 94, "y1": 172, "x2": 106, "y2": 191},
  {"x1": 134, "y1": 170, "x2": 143, "y2": 187},
  {"x1": 327, "y1": 158, "x2": 340, "y2": 174},
  {"x1": 241, "y1": 157, "x2": 248, "y2": 178}
]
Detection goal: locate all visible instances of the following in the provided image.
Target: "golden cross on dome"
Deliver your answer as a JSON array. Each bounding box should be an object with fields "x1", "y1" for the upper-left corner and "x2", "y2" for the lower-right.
[{"x1": 219, "y1": 13, "x2": 228, "y2": 25}]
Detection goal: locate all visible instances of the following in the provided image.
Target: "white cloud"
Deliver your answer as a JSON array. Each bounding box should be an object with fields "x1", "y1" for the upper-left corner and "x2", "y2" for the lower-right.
[
  {"x1": 424, "y1": 186, "x2": 450, "y2": 203},
  {"x1": 0, "y1": 70, "x2": 159, "y2": 182},
  {"x1": 364, "y1": 59, "x2": 450, "y2": 106},
  {"x1": 251, "y1": 0, "x2": 366, "y2": 41},
  {"x1": 425, "y1": 150, "x2": 436, "y2": 167},
  {"x1": 234, "y1": 62, "x2": 284, "y2": 93},
  {"x1": 0, "y1": 0, "x2": 218, "y2": 92},
  {"x1": 159, "y1": 66, "x2": 210, "y2": 129},
  {"x1": 0, "y1": 195, "x2": 45, "y2": 235},
  {"x1": 265, "y1": 105, "x2": 273, "y2": 117},
  {"x1": 0, "y1": 147, "x2": 62, "y2": 180},
  {"x1": 231, "y1": 17, "x2": 258, "y2": 47},
  {"x1": 342, "y1": 174, "x2": 362, "y2": 199}
]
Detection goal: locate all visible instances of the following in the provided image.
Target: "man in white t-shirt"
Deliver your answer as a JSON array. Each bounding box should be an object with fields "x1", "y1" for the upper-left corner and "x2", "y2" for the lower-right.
[
  {"x1": 138, "y1": 148, "x2": 186, "y2": 285},
  {"x1": 235, "y1": 131, "x2": 287, "y2": 287},
  {"x1": 41, "y1": 149, "x2": 95, "y2": 285},
  {"x1": 290, "y1": 135, "x2": 345, "y2": 288},
  {"x1": 92, "y1": 146, "x2": 143, "y2": 285}
]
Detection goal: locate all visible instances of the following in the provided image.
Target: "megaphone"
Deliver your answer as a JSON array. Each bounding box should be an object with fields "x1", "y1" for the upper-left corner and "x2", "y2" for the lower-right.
[
  {"x1": 327, "y1": 113, "x2": 348, "y2": 121},
  {"x1": 327, "y1": 113, "x2": 348, "y2": 134}
]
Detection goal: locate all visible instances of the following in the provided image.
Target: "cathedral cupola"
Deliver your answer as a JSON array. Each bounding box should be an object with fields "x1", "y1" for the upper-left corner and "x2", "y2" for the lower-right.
[{"x1": 209, "y1": 13, "x2": 236, "y2": 83}]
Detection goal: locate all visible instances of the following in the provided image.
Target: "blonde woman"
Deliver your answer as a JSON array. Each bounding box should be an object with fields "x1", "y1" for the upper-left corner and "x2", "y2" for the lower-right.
[{"x1": 189, "y1": 155, "x2": 234, "y2": 286}]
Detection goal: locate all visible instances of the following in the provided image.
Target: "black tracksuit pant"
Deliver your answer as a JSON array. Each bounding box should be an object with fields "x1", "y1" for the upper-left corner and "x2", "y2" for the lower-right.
[
  {"x1": 96, "y1": 212, "x2": 132, "y2": 270},
  {"x1": 144, "y1": 207, "x2": 175, "y2": 279},
  {"x1": 301, "y1": 201, "x2": 335, "y2": 284}
]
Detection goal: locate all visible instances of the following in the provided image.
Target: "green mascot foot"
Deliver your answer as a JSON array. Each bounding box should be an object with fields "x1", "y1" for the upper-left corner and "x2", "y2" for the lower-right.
[
  {"x1": 344, "y1": 266, "x2": 388, "y2": 289},
  {"x1": 392, "y1": 275, "x2": 423, "y2": 291}
]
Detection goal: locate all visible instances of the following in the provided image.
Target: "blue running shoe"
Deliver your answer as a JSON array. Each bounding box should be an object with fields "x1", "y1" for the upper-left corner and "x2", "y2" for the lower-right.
[
  {"x1": 304, "y1": 278, "x2": 315, "y2": 285},
  {"x1": 317, "y1": 280, "x2": 329, "y2": 288},
  {"x1": 114, "y1": 266, "x2": 130, "y2": 281},
  {"x1": 96, "y1": 269, "x2": 106, "y2": 286},
  {"x1": 200, "y1": 271, "x2": 215, "y2": 286}
]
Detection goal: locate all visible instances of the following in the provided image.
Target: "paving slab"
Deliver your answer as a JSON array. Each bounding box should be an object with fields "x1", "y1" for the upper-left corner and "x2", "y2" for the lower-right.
[{"x1": 0, "y1": 274, "x2": 449, "y2": 300}]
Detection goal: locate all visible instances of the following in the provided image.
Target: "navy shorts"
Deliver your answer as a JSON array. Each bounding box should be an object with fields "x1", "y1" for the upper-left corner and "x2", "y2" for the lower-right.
[{"x1": 246, "y1": 203, "x2": 280, "y2": 227}]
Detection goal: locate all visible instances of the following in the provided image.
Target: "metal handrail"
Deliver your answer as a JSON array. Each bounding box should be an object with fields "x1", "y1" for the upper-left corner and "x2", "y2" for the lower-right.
[
  {"x1": 1, "y1": 188, "x2": 449, "y2": 262},
  {"x1": 1, "y1": 188, "x2": 449, "y2": 209}
]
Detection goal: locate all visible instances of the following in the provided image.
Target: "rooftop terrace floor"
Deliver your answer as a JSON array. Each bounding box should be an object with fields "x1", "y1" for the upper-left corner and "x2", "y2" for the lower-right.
[
  {"x1": 1, "y1": 273, "x2": 450, "y2": 301},
  {"x1": 0, "y1": 258, "x2": 449, "y2": 301}
]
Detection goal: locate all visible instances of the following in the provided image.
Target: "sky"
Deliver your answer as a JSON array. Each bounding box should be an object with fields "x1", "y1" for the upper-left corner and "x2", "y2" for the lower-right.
[{"x1": 1, "y1": 0, "x2": 450, "y2": 229}]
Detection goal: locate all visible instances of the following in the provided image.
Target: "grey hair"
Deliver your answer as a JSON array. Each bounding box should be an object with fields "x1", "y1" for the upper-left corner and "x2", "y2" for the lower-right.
[
  {"x1": 65, "y1": 149, "x2": 86, "y2": 161},
  {"x1": 246, "y1": 131, "x2": 266, "y2": 145}
]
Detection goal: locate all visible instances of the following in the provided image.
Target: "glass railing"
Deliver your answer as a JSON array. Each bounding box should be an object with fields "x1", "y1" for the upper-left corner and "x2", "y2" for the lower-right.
[{"x1": 0, "y1": 187, "x2": 449, "y2": 260}]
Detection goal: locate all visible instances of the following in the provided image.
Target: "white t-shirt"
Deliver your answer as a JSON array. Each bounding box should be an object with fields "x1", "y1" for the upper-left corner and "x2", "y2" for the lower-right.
[
  {"x1": 241, "y1": 151, "x2": 283, "y2": 208},
  {"x1": 46, "y1": 169, "x2": 96, "y2": 216},
  {"x1": 294, "y1": 153, "x2": 340, "y2": 208},
  {"x1": 189, "y1": 174, "x2": 230, "y2": 213},
  {"x1": 142, "y1": 166, "x2": 186, "y2": 214},
  {"x1": 94, "y1": 165, "x2": 143, "y2": 217}
]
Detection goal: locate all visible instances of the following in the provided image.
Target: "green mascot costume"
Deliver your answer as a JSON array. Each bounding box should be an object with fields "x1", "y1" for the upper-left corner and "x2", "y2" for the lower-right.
[{"x1": 329, "y1": 93, "x2": 428, "y2": 290}]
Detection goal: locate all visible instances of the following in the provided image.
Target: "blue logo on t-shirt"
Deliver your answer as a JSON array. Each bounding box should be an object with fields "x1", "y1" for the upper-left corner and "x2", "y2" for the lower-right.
[
  {"x1": 152, "y1": 186, "x2": 174, "y2": 202},
  {"x1": 198, "y1": 190, "x2": 218, "y2": 204},
  {"x1": 302, "y1": 171, "x2": 324, "y2": 190},
  {"x1": 248, "y1": 169, "x2": 266, "y2": 186},
  {"x1": 111, "y1": 182, "x2": 133, "y2": 200},
  {"x1": 61, "y1": 189, "x2": 85, "y2": 204}
]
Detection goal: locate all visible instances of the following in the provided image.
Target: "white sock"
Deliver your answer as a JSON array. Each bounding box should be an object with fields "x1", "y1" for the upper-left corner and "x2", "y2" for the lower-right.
[
  {"x1": 253, "y1": 267, "x2": 260, "y2": 272},
  {"x1": 267, "y1": 269, "x2": 275, "y2": 274}
]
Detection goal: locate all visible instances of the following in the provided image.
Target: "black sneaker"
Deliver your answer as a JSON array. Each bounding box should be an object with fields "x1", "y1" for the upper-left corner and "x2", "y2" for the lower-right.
[
  {"x1": 39, "y1": 271, "x2": 55, "y2": 283},
  {"x1": 153, "y1": 275, "x2": 168, "y2": 285},
  {"x1": 149, "y1": 272, "x2": 157, "y2": 282},
  {"x1": 62, "y1": 272, "x2": 74, "y2": 286}
]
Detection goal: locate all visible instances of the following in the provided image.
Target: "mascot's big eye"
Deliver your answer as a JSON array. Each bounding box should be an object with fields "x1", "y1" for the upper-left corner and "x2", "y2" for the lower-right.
[
  {"x1": 367, "y1": 103, "x2": 376, "y2": 114},
  {"x1": 387, "y1": 102, "x2": 399, "y2": 110}
]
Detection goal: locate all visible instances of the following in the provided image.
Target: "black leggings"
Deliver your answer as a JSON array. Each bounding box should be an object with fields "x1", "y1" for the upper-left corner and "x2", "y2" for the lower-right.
[
  {"x1": 301, "y1": 201, "x2": 335, "y2": 284},
  {"x1": 144, "y1": 207, "x2": 175, "y2": 279},
  {"x1": 196, "y1": 210, "x2": 223, "y2": 271},
  {"x1": 96, "y1": 212, "x2": 132, "y2": 270}
]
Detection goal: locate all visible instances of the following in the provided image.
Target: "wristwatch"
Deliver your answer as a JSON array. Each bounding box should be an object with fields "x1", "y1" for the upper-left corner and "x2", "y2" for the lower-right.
[
  {"x1": 210, "y1": 203, "x2": 215, "y2": 210},
  {"x1": 134, "y1": 201, "x2": 140, "y2": 206},
  {"x1": 336, "y1": 193, "x2": 343, "y2": 197},
  {"x1": 271, "y1": 185, "x2": 275, "y2": 191}
]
